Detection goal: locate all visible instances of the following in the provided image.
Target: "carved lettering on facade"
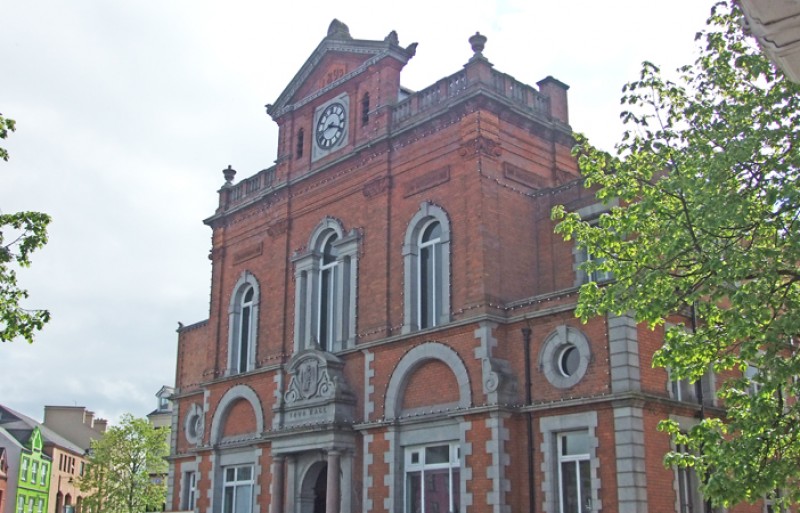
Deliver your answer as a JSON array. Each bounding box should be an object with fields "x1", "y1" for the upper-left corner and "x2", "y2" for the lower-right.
[
  {"x1": 403, "y1": 166, "x2": 450, "y2": 198},
  {"x1": 319, "y1": 65, "x2": 347, "y2": 89}
]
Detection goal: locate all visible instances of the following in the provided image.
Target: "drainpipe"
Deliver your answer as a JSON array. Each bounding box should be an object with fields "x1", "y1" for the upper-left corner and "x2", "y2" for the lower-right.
[
  {"x1": 690, "y1": 302, "x2": 712, "y2": 513},
  {"x1": 522, "y1": 326, "x2": 536, "y2": 513}
]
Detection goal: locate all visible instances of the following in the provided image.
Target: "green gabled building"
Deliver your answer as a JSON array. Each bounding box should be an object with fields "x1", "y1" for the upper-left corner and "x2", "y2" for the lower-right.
[
  {"x1": 7, "y1": 426, "x2": 50, "y2": 513},
  {"x1": 0, "y1": 407, "x2": 53, "y2": 513},
  {"x1": 15, "y1": 426, "x2": 50, "y2": 513}
]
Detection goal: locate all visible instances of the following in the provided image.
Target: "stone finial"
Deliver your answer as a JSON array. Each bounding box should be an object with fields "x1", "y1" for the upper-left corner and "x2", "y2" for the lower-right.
[
  {"x1": 384, "y1": 30, "x2": 399, "y2": 45},
  {"x1": 223, "y1": 165, "x2": 236, "y2": 185},
  {"x1": 327, "y1": 19, "x2": 351, "y2": 40},
  {"x1": 469, "y1": 32, "x2": 487, "y2": 56}
]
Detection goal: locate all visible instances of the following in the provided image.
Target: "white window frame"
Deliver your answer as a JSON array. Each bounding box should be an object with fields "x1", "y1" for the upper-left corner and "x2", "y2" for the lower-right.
[
  {"x1": 402, "y1": 202, "x2": 451, "y2": 334},
  {"x1": 675, "y1": 443, "x2": 701, "y2": 513},
  {"x1": 222, "y1": 464, "x2": 254, "y2": 513},
  {"x1": 557, "y1": 432, "x2": 592, "y2": 513},
  {"x1": 571, "y1": 200, "x2": 618, "y2": 288},
  {"x1": 540, "y1": 412, "x2": 600, "y2": 513},
  {"x1": 20, "y1": 457, "x2": 28, "y2": 481},
  {"x1": 39, "y1": 462, "x2": 47, "y2": 485},
  {"x1": 576, "y1": 245, "x2": 612, "y2": 284},
  {"x1": 183, "y1": 470, "x2": 197, "y2": 511},
  {"x1": 404, "y1": 443, "x2": 461, "y2": 513},
  {"x1": 417, "y1": 220, "x2": 443, "y2": 330},
  {"x1": 317, "y1": 231, "x2": 339, "y2": 351},
  {"x1": 293, "y1": 218, "x2": 359, "y2": 353},
  {"x1": 227, "y1": 272, "x2": 260, "y2": 375}
]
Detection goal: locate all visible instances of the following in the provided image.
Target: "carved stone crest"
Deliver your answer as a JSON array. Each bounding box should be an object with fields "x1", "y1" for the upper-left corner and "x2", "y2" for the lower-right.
[{"x1": 276, "y1": 349, "x2": 356, "y2": 429}]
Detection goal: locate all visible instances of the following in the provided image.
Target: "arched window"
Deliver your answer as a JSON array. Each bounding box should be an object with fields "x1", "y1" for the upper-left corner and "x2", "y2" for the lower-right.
[
  {"x1": 318, "y1": 231, "x2": 339, "y2": 351},
  {"x1": 237, "y1": 287, "x2": 254, "y2": 373},
  {"x1": 228, "y1": 272, "x2": 260, "y2": 375},
  {"x1": 418, "y1": 221, "x2": 443, "y2": 329},
  {"x1": 293, "y1": 218, "x2": 359, "y2": 353},
  {"x1": 403, "y1": 203, "x2": 451, "y2": 334}
]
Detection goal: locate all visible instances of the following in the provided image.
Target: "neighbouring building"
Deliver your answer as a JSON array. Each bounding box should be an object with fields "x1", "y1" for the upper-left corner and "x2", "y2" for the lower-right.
[
  {"x1": 42, "y1": 407, "x2": 107, "y2": 453},
  {"x1": 0, "y1": 447, "x2": 7, "y2": 513},
  {"x1": 0, "y1": 408, "x2": 52, "y2": 513},
  {"x1": 148, "y1": 386, "x2": 176, "y2": 430},
  {"x1": 167, "y1": 21, "x2": 770, "y2": 513},
  {"x1": 0, "y1": 405, "x2": 100, "y2": 513},
  {"x1": 0, "y1": 444, "x2": 8, "y2": 513}
]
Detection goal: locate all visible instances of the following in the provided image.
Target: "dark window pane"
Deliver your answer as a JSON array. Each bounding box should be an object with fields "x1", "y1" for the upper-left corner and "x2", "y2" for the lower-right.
[
  {"x1": 561, "y1": 461, "x2": 579, "y2": 513},
  {"x1": 425, "y1": 445, "x2": 449, "y2": 464},
  {"x1": 407, "y1": 471, "x2": 422, "y2": 513}
]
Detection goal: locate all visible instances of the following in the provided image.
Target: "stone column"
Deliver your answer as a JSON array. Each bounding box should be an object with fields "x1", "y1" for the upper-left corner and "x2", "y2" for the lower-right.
[
  {"x1": 326, "y1": 450, "x2": 341, "y2": 513},
  {"x1": 270, "y1": 455, "x2": 285, "y2": 513}
]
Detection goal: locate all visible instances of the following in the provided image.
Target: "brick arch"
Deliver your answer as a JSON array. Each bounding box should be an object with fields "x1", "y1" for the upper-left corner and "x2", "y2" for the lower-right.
[
  {"x1": 384, "y1": 342, "x2": 471, "y2": 420},
  {"x1": 209, "y1": 384, "x2": 264, "y2": 444},
  {"x1": 402, "y1": 359, "x2": 459, "y2": 409}
]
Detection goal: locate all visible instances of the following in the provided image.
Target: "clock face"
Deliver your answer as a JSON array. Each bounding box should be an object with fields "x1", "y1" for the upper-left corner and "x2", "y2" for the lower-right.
[{"x1": 315, "y1": 102, "x2": 347, "y2": 149}]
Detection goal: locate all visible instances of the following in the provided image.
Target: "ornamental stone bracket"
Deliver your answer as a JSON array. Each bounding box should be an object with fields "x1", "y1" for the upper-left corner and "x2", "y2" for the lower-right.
[
  {"x1": 474, "y1": 321, "x2": 519, "y2": 405},
  {"x1": 274, "y1": 349, "x2": 356, "y2": 429},
  {"x1": 482, "y1": 357, "x2": 518, "y2": 405}
]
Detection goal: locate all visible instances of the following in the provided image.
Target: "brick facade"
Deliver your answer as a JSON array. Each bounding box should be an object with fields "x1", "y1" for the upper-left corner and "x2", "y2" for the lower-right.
[{"x1": 168, "y1": 20, "x2": 767, "y2": 513}]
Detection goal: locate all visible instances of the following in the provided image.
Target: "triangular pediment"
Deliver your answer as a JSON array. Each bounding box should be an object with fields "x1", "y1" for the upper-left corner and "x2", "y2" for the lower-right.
[{"x1": 267, "y1": 19, "x2": 417, "y2": 120}]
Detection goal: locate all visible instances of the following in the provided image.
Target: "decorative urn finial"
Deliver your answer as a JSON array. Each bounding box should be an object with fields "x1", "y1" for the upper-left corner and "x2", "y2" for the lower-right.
[
  {"x1": 469, "y1": 32, "x2": 487, "y2": 56},
  {"x1": 223, "y1": 164, "x2": 236, "y2": 185}
]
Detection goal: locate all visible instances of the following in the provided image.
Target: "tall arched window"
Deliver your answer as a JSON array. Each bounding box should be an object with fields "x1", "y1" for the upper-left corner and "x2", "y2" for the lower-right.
[
  {"x1": 237, "y1": 286, "x2": 254, "y2": 373},
  {"x1": 228, "y1": 272, "x2": 260, "y2": 375},
  {"x1": 403, "y1": 202, "x2": 451, "y2": 334},
  {"x1": 418, "y1": 221, "x2": 442, "y2": 329},
  {"x1": 293, "y1": 218, "x2": 359, "y2": 353},
  {"x1": 318, "y1": 231, "x2": 339, "y2": 351}
]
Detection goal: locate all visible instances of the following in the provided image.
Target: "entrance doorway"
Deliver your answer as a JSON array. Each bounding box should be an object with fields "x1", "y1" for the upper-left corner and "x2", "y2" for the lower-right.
[{"x1": 299, "y1": 461, "x2": 327, "y2": 513}]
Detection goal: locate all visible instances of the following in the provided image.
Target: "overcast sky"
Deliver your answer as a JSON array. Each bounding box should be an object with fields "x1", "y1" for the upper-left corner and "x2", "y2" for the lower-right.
[{"x1": 1, "y1": 1, "x2": 718, "y2": 425}]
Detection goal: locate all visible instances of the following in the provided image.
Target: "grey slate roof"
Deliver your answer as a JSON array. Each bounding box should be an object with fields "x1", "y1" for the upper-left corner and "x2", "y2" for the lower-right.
[{"x1": 0, "y1": 404, "x2": 86, "y2": 455}]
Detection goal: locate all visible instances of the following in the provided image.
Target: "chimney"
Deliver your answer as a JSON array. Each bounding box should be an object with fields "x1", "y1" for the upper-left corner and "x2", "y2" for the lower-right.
[
  {"x1": 537, "y1": 76, "x2": 570, "y2": 125},
  {"x1": 93, "y1": 419, "x2": 108, "y2": 434}
]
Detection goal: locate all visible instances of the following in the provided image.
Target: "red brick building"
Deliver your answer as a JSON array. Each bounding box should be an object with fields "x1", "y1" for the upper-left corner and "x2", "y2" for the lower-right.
[{"x1": 168, "y1": 21, "x2": 765, "y2": 513}]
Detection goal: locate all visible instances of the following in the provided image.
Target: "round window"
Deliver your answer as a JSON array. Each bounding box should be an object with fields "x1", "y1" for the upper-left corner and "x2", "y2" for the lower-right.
[
  {"x1": 557, "y1": 345, "x2": 580, "y2": 377},
  {"x1": 539, "y1": 326, "x2": 591, "y2": 389},
  {"x1": 184, "y1": 404, "x2": 204, "y2": 445}
]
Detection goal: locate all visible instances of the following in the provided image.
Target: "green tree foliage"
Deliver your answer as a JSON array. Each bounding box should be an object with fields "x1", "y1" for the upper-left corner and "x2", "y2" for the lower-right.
[
  {"x1": 78, "y1": 414, "x2": 170, "y2": 513},
  {"x1": 1, "y1": 113, "x2": 51, "y2": 343},
  {"x1": 552, "y1": 1, "x2": 800, "y2": 508}
]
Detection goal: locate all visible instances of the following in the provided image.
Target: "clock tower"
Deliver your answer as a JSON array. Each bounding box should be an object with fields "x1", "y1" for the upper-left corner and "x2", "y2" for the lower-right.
[{"x1": 266, "y1": 19, "x2": 417, "y2": 181}]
